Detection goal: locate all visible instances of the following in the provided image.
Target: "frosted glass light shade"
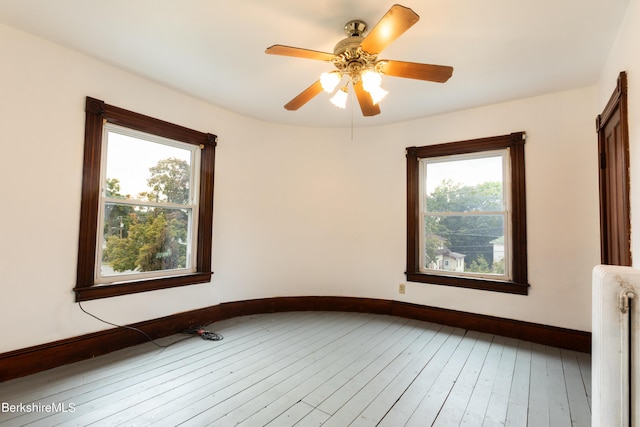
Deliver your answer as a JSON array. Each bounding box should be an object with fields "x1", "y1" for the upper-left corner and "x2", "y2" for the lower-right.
[
  {"x1": 367, "y1": 85, "x2": 388, "y2": 105},
  {"x1": 320, "y1": 71, "x2": 341, "y2": 93},
  {"x1": 330, "y1": 87, "x2": 348, "y2": 109},
  {"x1": 361, "y1": 69, "x2": 382, "y2": 92}
]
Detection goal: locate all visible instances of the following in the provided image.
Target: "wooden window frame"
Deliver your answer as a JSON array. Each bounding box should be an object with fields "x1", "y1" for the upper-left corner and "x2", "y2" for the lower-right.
[
  {"x1": 74, "y1": 97, "x2": 217, "y2": 301},
  {"x1": 406, "y1": 132, "x2": 529, "y2": 295}
]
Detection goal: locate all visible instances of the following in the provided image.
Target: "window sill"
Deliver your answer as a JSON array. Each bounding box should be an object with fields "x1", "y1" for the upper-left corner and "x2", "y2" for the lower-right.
[
  {"x1": 74, "y1": 272, "x2": 212, "y2": 301},
  {"x1": 405, "y1": 272, "x2": 529, "y2": 295}
]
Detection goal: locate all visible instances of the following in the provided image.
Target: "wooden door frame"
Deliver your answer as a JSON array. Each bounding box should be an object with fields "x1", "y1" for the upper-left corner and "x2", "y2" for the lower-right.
[{"x1": 596, "y1": 71, "x2": 631, "y2": 265}]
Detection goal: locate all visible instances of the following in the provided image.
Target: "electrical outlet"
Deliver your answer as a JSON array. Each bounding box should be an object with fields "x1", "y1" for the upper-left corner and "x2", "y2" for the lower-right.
[{"x1": 399, "y1": 283, "x2": 406, "y2": 294}]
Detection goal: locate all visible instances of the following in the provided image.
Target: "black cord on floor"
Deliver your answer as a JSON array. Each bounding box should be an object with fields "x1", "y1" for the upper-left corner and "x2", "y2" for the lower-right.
[
  {"x1": 185, "y1": 326, "x2": 224, "y2": 341},
  {"x1": 78, "y1": 302, "x2": 222, "y2": 348}
]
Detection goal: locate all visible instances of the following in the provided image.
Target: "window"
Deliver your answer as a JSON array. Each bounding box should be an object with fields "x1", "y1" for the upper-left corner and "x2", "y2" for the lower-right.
[
  {"x1": 75, "y1": 97, "x2": 217, "y2": 301},
  {"x1": 406, "y1": 132, "x2": 529, "y2": 294}
]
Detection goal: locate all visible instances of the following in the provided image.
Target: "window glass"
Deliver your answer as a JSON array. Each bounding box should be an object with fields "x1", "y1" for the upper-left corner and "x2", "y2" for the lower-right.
[
  {"x1": 420, "y1": 151, "x2": 509, "y2": 279},
  {"x1": 104, "y1": 128, "x2": 194, "y2": 204},
  {"x1": 423, "y1": 153, "x2": 504, "y2": 213},
  {"x1": 97, "y1": 125, "x2": 199, "y2": 283}
]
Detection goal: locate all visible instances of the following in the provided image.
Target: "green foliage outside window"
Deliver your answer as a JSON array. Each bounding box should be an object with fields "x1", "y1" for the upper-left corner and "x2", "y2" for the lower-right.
[
  {"x1": 102, "y1": 158, "x2": 191, "y2": 273},
  {"x1": 425, "y1": 179, "x2": 504, "y2": 274}
]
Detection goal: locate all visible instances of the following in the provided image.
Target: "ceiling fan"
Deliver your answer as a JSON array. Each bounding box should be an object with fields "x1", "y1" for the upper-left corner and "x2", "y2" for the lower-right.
[{"x1": 265, "y1": 4, "x2": 454, "y2": 117}]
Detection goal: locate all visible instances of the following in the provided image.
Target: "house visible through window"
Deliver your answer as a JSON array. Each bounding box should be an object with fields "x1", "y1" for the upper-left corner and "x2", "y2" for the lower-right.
[
  {"x1": 406, "y1": 132, "x2": 529, "y2": 295},
  {"x1": 75, "y1": 97, "x2": 217, "y2": 301}
]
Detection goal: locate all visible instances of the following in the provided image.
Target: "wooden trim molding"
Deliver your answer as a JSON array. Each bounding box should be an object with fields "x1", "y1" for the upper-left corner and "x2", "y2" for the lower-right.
[
  {"x1": 596, "y1": 71, "x2": 631, "y2": 266},
  {"x1": 0, "y1": 296, "x2": 590, "y2": 382}
]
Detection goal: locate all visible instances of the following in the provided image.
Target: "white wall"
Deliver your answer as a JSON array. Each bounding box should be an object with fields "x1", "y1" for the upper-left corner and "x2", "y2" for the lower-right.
[
  {"x1": 0, "y1": 22, "x2": 601, "y2": 354},
  {"x1": 598, "y1": 0, "x2": 640, "y2": 266}
]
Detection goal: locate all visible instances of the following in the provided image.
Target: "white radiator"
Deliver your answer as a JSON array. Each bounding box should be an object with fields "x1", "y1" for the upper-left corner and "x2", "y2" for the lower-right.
[{"x1": 593, "y1": 265, "x2": 640, "y2": 427}]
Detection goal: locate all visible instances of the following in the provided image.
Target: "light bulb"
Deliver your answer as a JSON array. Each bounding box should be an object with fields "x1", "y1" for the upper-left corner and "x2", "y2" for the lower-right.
[
  {"x1": 361, "y1": 69, "x2": 382, "y2": 93},
  {"x1": 330, "y1": 86, "x2": 349, "y2": 109},
  {"x1": 320, "y1": 71, "x2": 341, "y2": 93}
]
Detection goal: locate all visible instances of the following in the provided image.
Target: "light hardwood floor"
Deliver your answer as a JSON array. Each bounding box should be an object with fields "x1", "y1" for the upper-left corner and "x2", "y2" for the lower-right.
[{"x1": 0, "y1": 311, "x2": 591, "y2": 426}]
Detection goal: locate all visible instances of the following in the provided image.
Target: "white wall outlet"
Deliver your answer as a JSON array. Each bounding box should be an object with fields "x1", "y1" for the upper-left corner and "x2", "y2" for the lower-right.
[{"x1": 399, "y1": 283, "x2": 406, "y2": 294}]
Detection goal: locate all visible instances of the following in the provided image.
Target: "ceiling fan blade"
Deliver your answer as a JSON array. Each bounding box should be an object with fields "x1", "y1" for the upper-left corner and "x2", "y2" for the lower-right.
[
  {"x1": 284, "y1": 80, "x2": 324, "y2": 111},
  {"x1": 265, "y1": 45, "x2": 335, "y2": 61},
  {"x1": 353, "y1": 80, "x2": 381, "y2": 117},
  {"x1": 360, "y1": 4, "x2": 419, "y2": 54},
  {"x1": 378, "y1": 60, "x2": 453, "y2": 83}
]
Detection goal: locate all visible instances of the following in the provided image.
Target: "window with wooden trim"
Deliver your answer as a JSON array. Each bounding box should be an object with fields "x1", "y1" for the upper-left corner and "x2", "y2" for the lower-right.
[
  {"x1": 406, "y1": 132, "x2": 529, "y2": 294},
  {"x1": 75, "y1": 97, "x2": 217, "y2": 301}
]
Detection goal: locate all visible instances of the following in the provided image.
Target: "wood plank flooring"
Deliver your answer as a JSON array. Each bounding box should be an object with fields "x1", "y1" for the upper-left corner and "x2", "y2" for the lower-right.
[{"x1": 0, "y1": 311, "x2": 592, "y2": 426}]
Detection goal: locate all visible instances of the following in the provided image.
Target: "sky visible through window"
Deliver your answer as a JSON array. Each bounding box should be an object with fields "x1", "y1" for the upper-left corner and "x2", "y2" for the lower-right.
[
  {"x1": 424, "y1": 153, "x2": 503, "y2": 196},
  {"x1": 105, "y1": 130, "x2": 192, "y2": 199}
]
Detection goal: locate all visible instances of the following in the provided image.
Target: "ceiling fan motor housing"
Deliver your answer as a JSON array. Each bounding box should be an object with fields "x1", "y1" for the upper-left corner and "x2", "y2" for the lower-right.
[{"x1": 333, "y1": 21, "x2": 379, "y2": 82}]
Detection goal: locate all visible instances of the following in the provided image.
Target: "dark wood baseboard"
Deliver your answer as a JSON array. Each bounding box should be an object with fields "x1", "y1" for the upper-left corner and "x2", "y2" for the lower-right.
[{"x1": 0, "y1": 296, "x2": 591, "y2": 382}]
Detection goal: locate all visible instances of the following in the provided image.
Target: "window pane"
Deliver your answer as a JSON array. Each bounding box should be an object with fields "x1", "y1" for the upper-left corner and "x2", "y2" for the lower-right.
[
  {"x1": 424, "y1": 154, "x2": 503, "y2": 213},
  {"x1": 424, "y1": 214, "x2": 505, "y2": 275},
  {"x1": 100, "y1": 203, "x2": 192, "y2": 279},
  {"x1": 105, "y1": 128, "x2": 193, "y2": 204}
]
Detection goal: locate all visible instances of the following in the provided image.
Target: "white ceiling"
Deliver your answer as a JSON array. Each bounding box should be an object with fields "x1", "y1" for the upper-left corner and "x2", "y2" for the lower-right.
[{"x1": 0, "y1": 0, "x2": 630, "y2": 128}]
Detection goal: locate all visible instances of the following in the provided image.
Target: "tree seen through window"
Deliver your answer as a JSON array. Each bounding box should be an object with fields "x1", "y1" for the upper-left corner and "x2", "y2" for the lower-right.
[
  {"x1": 424, "y1": 179, "x2": 504, "y2": 274},
  {"x1": 102, "y1": 157, "x2": 191, "y2": 275}
]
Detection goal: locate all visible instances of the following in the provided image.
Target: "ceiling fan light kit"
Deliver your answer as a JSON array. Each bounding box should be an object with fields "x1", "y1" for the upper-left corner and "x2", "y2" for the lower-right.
[
  {"x1": 330, "y1": 86, "x2": 349, "y2": 109},
  {"x1": 320, "y1": 71, "x2": 342, "y2": 93},
  {"x1": 265, "y1": 4, "x2": 454, "y2": 117}
]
